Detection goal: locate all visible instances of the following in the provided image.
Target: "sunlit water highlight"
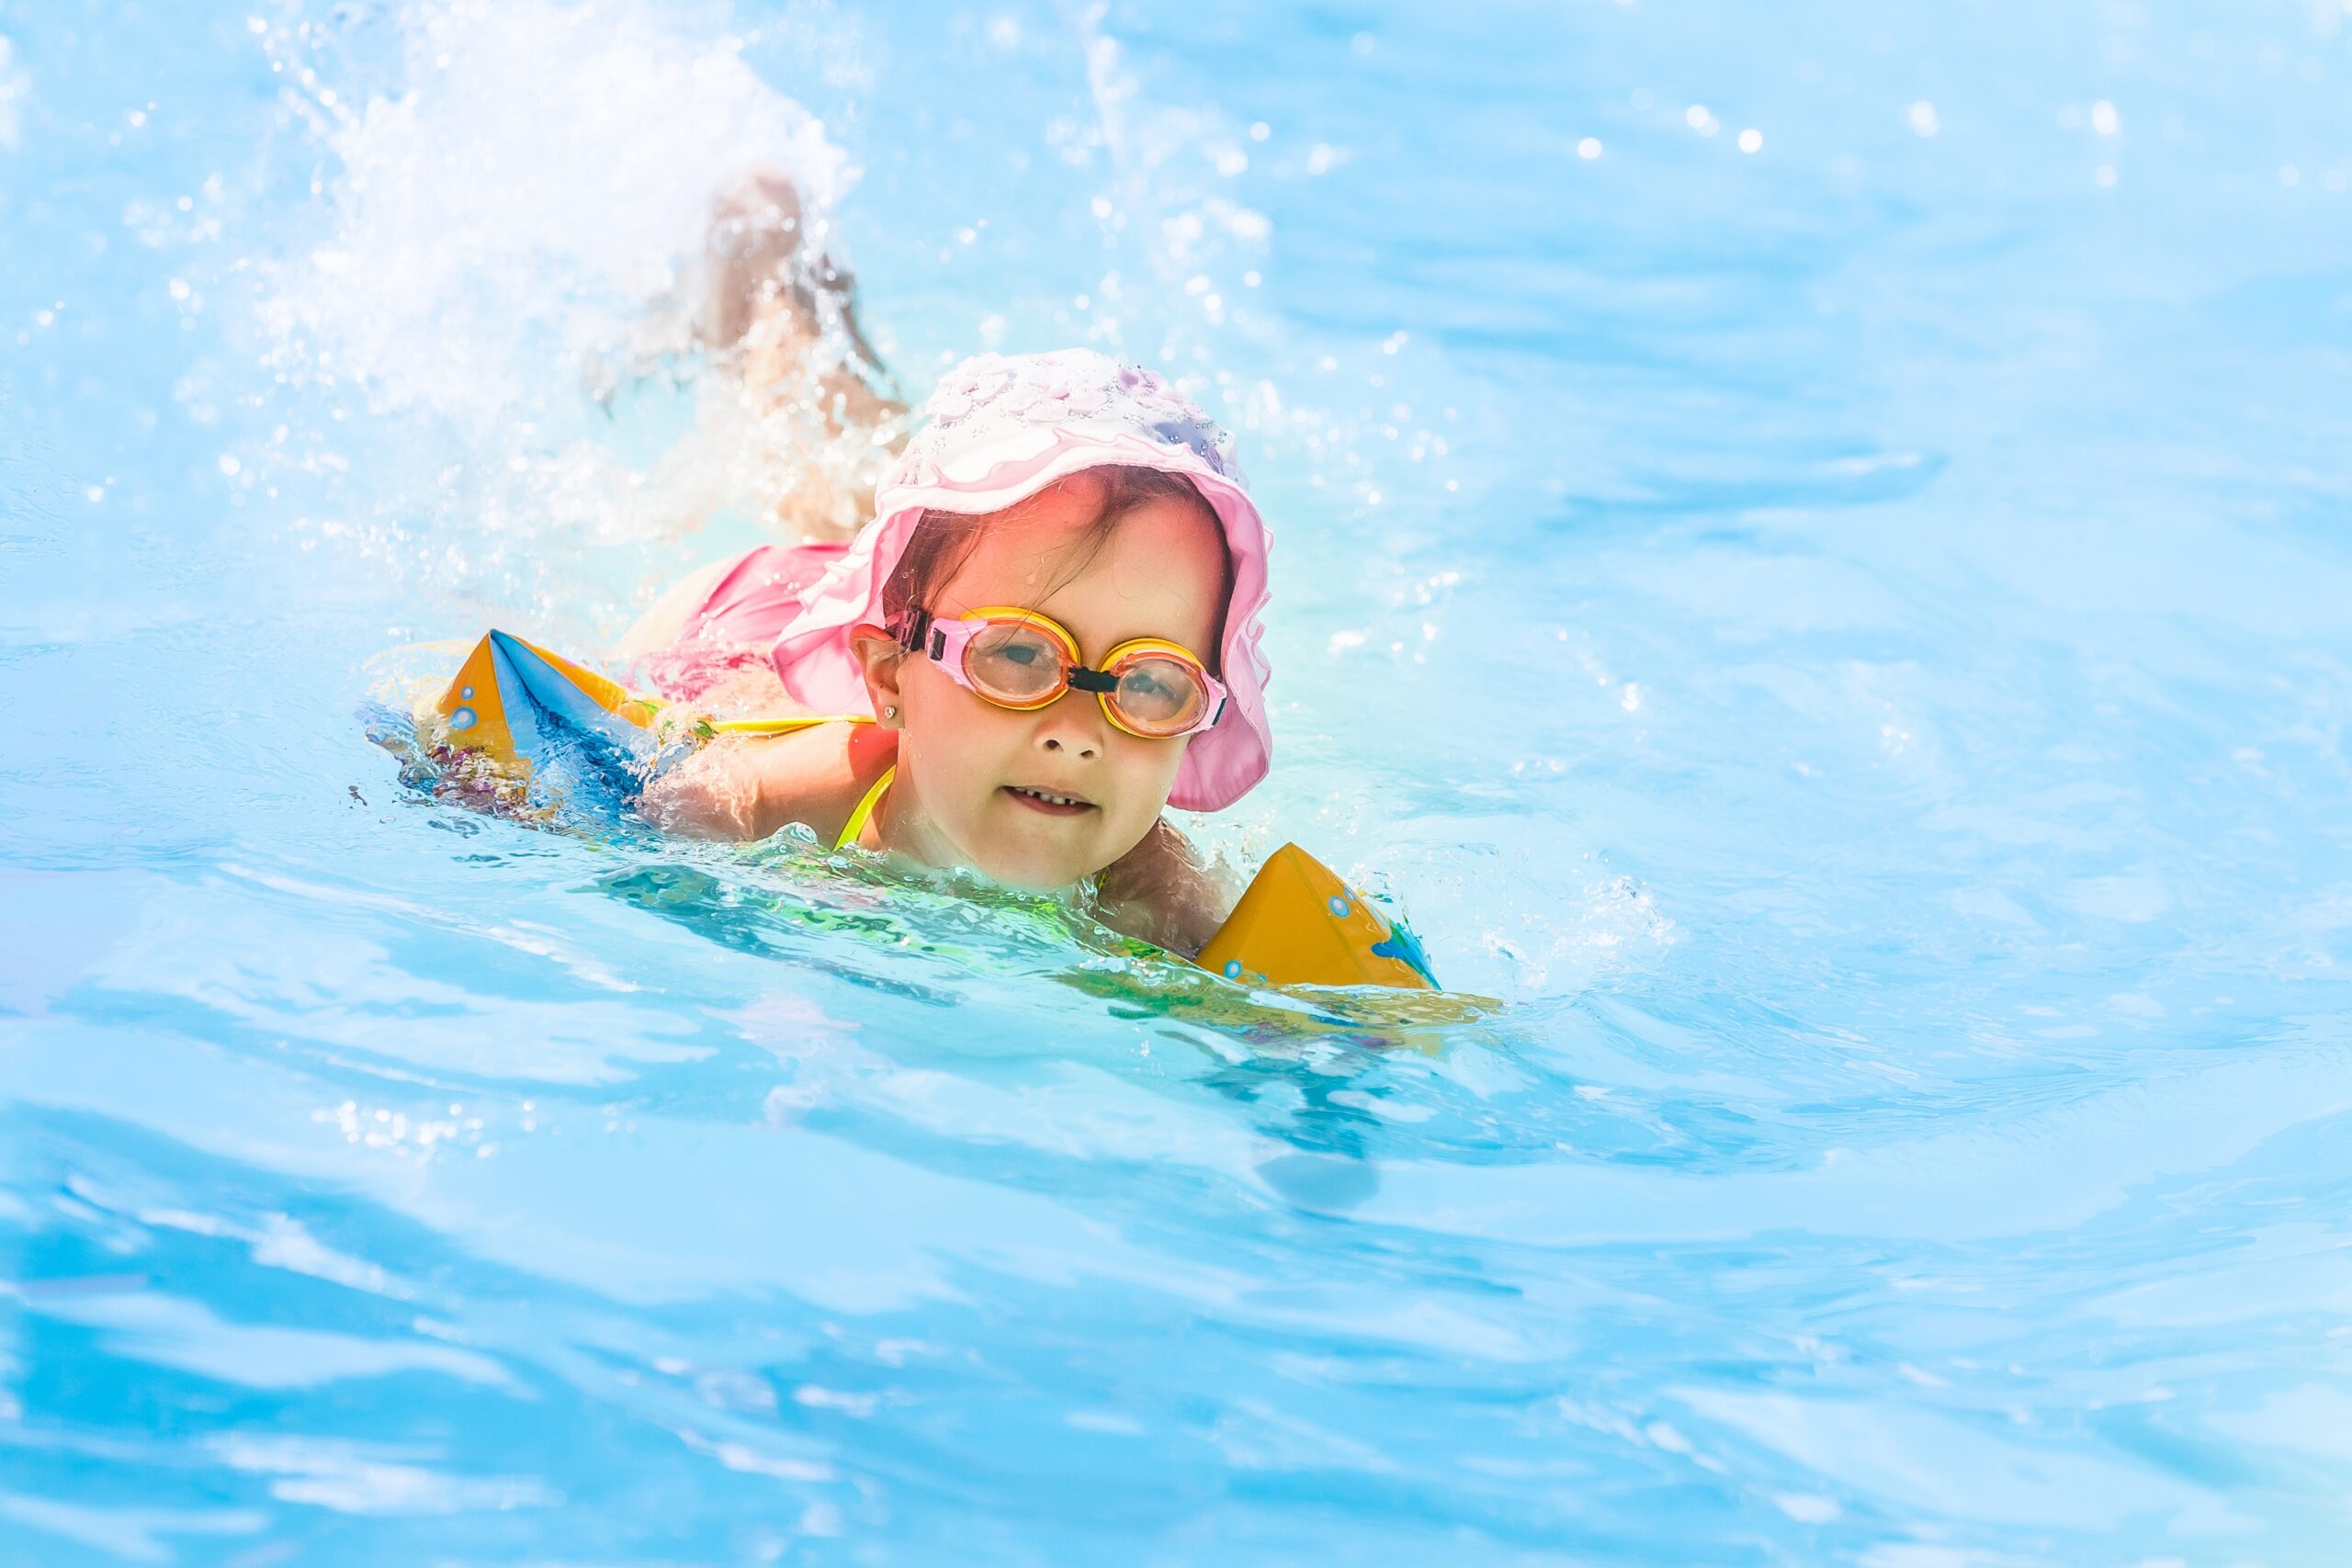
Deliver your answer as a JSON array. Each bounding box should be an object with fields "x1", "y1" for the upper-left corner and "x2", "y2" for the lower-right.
[{"x1": 6, "y1": 1, "x2": 2352, "y2": 1562}]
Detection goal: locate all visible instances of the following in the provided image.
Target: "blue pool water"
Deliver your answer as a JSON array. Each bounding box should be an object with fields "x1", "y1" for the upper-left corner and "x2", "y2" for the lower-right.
[{"x1": 7, "y1": 1, "x2": 2352, "y2": 1561}]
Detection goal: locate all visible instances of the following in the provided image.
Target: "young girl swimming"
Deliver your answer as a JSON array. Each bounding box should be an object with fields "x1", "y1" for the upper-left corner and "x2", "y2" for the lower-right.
[{"x1": 619, "y1": 181, "x2": 1274, "y2": 957}]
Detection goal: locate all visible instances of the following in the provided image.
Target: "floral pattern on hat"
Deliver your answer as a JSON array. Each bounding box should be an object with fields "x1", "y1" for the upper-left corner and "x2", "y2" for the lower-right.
[{"x1": 893, "y1": 349, "x2": 1239, "y2": 488}]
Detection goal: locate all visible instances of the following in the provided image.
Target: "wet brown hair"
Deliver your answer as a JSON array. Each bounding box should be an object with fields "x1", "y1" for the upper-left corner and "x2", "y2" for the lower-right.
[{"x1": 881, "y1": 465, "x2": 1234, "y2": 671}]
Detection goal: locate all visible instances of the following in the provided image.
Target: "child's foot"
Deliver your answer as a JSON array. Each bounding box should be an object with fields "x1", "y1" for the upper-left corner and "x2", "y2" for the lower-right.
[{"x1": 702, "y1": 168, "x2": 898, "y2": 428}]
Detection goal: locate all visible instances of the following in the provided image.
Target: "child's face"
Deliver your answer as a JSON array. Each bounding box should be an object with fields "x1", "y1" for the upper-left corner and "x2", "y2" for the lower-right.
[{"x1": 865, "y1": 477, "x2": 1227, "y2": 892}]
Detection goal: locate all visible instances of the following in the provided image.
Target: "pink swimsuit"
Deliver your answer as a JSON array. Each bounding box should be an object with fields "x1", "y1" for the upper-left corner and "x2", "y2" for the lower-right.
[{"x1": 639, "y1": 541, "x2": 847, "y2": 703}]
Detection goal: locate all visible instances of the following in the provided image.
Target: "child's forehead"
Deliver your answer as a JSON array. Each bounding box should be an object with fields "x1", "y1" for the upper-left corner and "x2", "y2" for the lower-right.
[{"x1": 936, "y1": 491, "x2": 1225, "y2": 634}]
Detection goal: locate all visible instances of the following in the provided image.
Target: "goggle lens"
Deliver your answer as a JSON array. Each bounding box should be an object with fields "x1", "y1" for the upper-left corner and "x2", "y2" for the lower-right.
[
  {"x1": 964, "y1": 621, "x2": 1069, "y2": 705},
  {"x1": 1108, "y1": 652, "x2": 1210, "y2": 736}
]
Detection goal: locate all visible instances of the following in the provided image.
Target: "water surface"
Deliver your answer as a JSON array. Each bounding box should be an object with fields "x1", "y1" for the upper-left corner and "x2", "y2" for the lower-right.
[{"x1": 6, "y1": 1, "x2": 2352, "y2": 1562}]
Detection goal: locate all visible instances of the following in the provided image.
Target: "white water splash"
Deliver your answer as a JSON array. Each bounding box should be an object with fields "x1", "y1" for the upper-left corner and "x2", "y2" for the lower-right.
[
  {"x1": 259, "y1": 0, "x2": 849, "y2": 424},
  {"x1": 0, "y1": 36, "x2": 27, "y2": 151},
  {"x1": 237, "y1": 0, "x2": 887, "y2": 629}
]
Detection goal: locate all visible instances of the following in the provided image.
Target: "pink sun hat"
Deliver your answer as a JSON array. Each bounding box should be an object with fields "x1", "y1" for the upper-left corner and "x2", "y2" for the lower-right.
[{"x1": 766, "y1": 348, "x2": 1274, "y2": 812}]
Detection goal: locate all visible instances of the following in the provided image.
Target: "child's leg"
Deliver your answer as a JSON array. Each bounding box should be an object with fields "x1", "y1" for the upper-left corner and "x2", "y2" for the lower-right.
[
  {"x1": 620, "y1": 173, "x2": 904, "y2": 701},
  {"x1": 701, "y1": 169, "x2": 907, "y2": 539},
  {"x1": 703, "y1": 170, "x2": 897, "y2": 422}
]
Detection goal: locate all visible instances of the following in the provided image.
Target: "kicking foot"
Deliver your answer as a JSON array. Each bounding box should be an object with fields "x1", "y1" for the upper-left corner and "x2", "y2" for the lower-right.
[{"x1": 703, "y1": 167, "x2": 899, "y2": 426}]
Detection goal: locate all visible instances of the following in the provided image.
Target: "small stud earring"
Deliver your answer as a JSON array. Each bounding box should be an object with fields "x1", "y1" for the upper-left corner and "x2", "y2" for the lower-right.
[{"x1": 883, "y1": 705, "x2": 899, "y2": 721}]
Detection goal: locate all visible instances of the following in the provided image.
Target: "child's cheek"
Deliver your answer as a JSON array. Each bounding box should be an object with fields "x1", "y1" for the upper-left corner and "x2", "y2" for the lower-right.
[
  {"x1": 1115, "y1": 736, "x2": 1188, "y2": 829},
  {"x1": 912, "y1": 677, "x2": 1020, "y2": 803}
]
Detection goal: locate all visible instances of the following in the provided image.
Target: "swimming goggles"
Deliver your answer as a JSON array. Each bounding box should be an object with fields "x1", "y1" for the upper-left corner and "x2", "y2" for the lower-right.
[{"x1": 895, "y1": 604, "x2": 1228, "y2": 739}]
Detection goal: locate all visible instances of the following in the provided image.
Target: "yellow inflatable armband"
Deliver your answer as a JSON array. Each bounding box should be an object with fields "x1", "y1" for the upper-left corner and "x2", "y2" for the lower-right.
[
  {"x1": 437, "y1": 629, "x2": 663, "y2": 776},
  {"x1": 1195, "y1": 843, "x2": 1437, "y2": 991}
]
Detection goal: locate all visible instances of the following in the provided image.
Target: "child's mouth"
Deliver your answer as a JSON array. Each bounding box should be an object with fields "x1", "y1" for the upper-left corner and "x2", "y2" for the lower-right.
[{"x1": 1002, "y1": 784, "x2": 1097, "y2": 817}]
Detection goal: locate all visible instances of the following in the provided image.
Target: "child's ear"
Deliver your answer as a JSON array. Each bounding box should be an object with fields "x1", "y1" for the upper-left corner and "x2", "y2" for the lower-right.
[{"x1": 849, "y1": 623, "x2": 907, "y2": 727}]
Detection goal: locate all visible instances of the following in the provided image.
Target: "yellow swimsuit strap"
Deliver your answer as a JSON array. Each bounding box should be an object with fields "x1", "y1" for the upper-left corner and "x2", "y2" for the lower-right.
[
  {"x1": 834, "y1": 765, "x2": 895, "y2": 852},
  {"x1": 704, "y1": 714, "x2": 875, "y2": 737}
]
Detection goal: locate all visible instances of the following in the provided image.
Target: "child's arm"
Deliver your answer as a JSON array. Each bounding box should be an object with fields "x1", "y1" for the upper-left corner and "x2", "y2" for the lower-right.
[
  {"x1": 1093, "y1": 817, "x2": 1237, "y2": 957},
  {"x1": 639, "y1": 722, "x2": 888, "y2": 844}
]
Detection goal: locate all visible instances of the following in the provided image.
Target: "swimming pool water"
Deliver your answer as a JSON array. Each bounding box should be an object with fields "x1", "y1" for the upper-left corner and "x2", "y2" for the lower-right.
[{"x1": 6, "y1": 1, "x2": 2352, "y2": 1562}]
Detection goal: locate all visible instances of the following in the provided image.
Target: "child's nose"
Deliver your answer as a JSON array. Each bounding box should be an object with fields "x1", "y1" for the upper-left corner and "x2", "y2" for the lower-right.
[{"x1": 1034, "y1": 693, "x2": 1105, "y2": 760}]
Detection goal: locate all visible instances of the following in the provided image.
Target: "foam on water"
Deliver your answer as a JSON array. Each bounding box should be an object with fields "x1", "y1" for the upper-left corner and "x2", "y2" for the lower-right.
[
  {"x1": 6, "y1": 0, "x2": 2352, "y2": 1562},
  {"x1": 262, "y1": 1, "x2": 846, "y2": 413}
]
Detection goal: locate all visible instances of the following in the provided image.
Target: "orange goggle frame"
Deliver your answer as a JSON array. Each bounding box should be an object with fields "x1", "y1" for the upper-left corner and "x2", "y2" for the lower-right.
[{"x1": 896, "y1": 604, "x2": 1228, "y2": 739}]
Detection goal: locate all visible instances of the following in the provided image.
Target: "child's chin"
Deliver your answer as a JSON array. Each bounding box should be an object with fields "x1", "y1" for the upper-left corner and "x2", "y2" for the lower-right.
[
  {"x1": 977, "y1": 800, "x2": 1111, "y2": 891},
  {"x1": 978, "y1": 852, "x2": 1093, "y2": 895},
  {"x1": 970, "y1": 830, "x2": 1101, "y2": 895}
]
